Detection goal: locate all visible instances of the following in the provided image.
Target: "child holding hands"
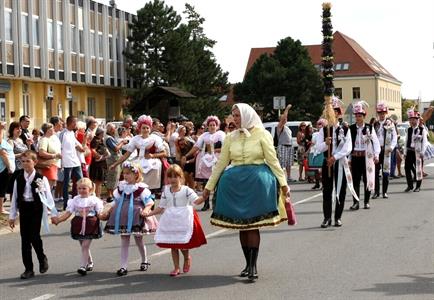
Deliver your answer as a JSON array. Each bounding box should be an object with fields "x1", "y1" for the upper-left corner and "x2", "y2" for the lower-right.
[
  {"x1": 104, "y1": 162, "x2": 157, "y2": 276},
  {"x1": 145, "y1": 164, "x2": 207, "y2": 276},
  {"x1": 51, "y1": 178, "x2": 104, "y2": 276}
]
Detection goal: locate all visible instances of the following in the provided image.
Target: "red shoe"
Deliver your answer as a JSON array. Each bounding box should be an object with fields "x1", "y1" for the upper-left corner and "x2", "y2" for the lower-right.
[
  {"x1": 183, "y1": 256, "x2": 192, "y2": 273},
  {"x1": 170, "y1": 269, "x2": 180, "y2": 277}
]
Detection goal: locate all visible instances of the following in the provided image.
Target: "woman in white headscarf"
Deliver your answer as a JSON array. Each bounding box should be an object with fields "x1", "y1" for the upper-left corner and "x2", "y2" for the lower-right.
[{"x1": 200, "y1": 103, "x2": 290, "y2": 282}]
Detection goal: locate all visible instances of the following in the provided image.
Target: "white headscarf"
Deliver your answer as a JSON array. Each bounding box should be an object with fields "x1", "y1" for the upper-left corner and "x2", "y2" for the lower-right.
[{"x1": 233, "y1": 103, "x2": 263, "y2": 138}]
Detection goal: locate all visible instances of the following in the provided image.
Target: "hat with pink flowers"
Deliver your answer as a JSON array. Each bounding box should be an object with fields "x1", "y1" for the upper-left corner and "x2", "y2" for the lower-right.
[{"x1": 376, "y1": 101, "x2": 388, "y2": 113}]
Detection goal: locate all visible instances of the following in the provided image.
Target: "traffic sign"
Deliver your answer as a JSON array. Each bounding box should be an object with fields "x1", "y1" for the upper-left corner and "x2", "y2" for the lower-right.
[{"x1": 273, "y1": 96, "x2": 286, "y2": 110}]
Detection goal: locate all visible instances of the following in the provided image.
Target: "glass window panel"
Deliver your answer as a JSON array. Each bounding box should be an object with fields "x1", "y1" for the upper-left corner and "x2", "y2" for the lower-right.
[
  {"x1": 92, "y1": 58, "x2": 96, "y2": 74},
  {"x1": 109, "y1": 17, "x2": 113, "y2": 34},
  {"x1": 69, "y1": 4, "x2": 75, "y2": 25},
  {"x1": 98, "y1": 34, "x2": 103, "y2": 57},
  {"x1": 5, "y1": 0, "x2": 12, "y2": 9},
  {"x1": 90, "y1": 11, "x2": 95, "y2": 30},
  {"x1": 78, "y1": 7, "x2": 83, "y2": 29},
  {"x1": 90, "y1": 32, "x2": 95, "y2": 56},
  {"x1": 70, "y1": 25, "x2": 76, "y2": 52},
  {"x1": 34, "y1": 48, "x2": 40, "y2": 67},
  {"x1": 5, "y1": 11, "x2": 12, "y2": 41},
  {"x1": 80, "y1": 56, "x2": 85, "y2": 72},
  {"x1": 33, "y1": 0, "x2": 40, "y2": 15},
  {"x1": 79, "y1": 30, "x2": 84, "y2": 54},
  {"x1": 48, "y1": 21, "x2": 54, "y2": 49},
  {"x1": 21, "y1": 0, "x2": 28, "y2": 12},
  {"x1": 56, "y1": 0, "x2": 63, "y2": 21},
  {"x1": 109, "y1": 37, "x2": 113, "y2": 59},
  {"x1": 48, "y1": 51, "x2": 55, "y2": 69},
  {"x1": 22, "y1": 15, "x2": 29, "y2": 44},
  {"x1": 71, "y1": 54, "x2": 77, "y2": 72},
  {"x1": 6, "y1": 44, "x2": 14, "y2": 63},
  {"x1": 32, "y1": 17, "x2": 39, "y2": 46},
  {"x1": 23, "y1": 47, "x2": 30, "y2": 65},
  {"x1": 98, "y1": 13, "x2": 103, "y2": 32},
  {"x1": 58, "y1": 53, "x2": 64, "y2": 70},
  {"x1": 47, "y1": 0, "x2": 53, "y2": 19},
  {"x1": 57, "y1": 23, "x2": 63, "y2": 50},
  {"x1": 99, "y1": 60, "x2": 104, "y2": 74}
]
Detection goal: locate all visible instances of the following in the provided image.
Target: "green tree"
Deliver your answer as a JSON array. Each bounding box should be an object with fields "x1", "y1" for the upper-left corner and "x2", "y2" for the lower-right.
[
  {"x1": 401, "y1": 99, "x2": 416, "y2": 122},
  {"x1": 233, "y1": 37, "x2": 323, "y2": 121},
  {"x1": 124, "y1": 1, "x2": 228, "y2": 121}
]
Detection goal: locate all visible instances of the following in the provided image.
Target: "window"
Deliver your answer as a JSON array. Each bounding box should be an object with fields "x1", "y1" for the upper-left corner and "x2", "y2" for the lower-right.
[
  {"x1": 22, "y1": 15, "x2": 29, "y2": 44},
  {"x1": 79, "y1": 29, "x2": 84, "y2": 54},
  {"x1": 47, "y1": 21, "x2": 54, "y2": 49},
  {"x1": 335, "y1": 63, "x2": 342, "y2": 71},
  {"x1": 87, "y1": 98, "x2": 96, "y2": 116},
  {"x1": 90, "y1": 32, "x2": 95, "y2": 56},
  {"x1": 70, "y1": 25, "x2": 76, "y2": 52},
  {"x1": 23, "y1": 94, "x2": 30, "y2": 116},
  {"x1": 32, "y1": 17, "x2": 39, "y2": 45},
  {"x1": 5, "y1": 11, "x2": 13, "y2": 41},
  {"x1": 109, "y1": 37, "x2": 113, "y2": 59},
  {"x1": 352, "y1": 87, "x2": 360, "y2": 100},
  {"x1": 57, "y1": 23, "x2": 63, "y2": 50},
  {"x1": 98, "y1": 34, "x2": 103, "y2": 57},
  {"x1": 334, "y1": 88, "x2": 342, "y2": 100},
  {"x1": 342, "y1": 63, "x2": 349, "y2": 70}
]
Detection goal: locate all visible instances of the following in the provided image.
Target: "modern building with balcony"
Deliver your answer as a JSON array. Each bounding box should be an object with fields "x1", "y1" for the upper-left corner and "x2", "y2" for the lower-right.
[{"x1": 0, "y1": 0, "x2": 135, "y2": 127}]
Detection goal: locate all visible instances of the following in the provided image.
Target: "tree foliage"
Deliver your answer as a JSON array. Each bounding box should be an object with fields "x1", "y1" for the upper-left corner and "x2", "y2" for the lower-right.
[
  {"x1": 233, "y1": 37, "x2": 323, "y2": 121},
  {"x1": 124, "y1": 0, "x2": 229, "y2": 121}
]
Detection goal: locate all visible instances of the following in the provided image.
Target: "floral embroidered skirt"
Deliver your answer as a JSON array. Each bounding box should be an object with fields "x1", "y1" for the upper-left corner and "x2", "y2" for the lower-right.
[{"x1": 210, "y1": 164, "x2": 287, "y2": 230}]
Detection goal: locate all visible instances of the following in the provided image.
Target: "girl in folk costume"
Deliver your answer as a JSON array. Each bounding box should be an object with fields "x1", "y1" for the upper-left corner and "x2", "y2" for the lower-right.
[
  {"x1": 349, "y1": 101, "x2": 381, "y2": 210},
  {"x1": 182, "y1": 116, "x2": 226, "y2": 211},
  {"x1": 109, "y1": 115, "x2": 167, "y2": 191},
  {"x1": 404, "y1": 109, "x2": 428, "y2": 192},
  {"x1": 144, "y1": 164, "x2": 206, "y2": 276},
  {"x1": 316, "y1": 97, "x2": 357, "y2": 228},
  {"x1": 373, "y1": 102, "x2": 397, "y2": 199},
  {"x1": 104, "y1": 162, "x2": 157, "y2": 276},
  {"x1": 51, "y1": 178, "x2": 104, "y2": 276}
]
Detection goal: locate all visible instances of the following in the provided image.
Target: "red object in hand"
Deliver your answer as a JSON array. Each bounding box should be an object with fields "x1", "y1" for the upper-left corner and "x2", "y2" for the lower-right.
[{"x1": 285, "y1": 199, "x2": 297, "y2": 226}]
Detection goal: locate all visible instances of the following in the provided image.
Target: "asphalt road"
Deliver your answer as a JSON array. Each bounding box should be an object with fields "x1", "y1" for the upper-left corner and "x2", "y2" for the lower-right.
[{"x1": 1, "y1": 162, "x2": 433, "y2": 300}]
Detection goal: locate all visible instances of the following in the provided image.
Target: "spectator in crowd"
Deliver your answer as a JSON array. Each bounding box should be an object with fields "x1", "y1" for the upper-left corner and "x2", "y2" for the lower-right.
[
  {"x1": 50, "y1": 117, "x2": 64, "y2": 201},
  {"x1": 122, "y1": 115, "x2": 134, "y2": 131},
  {"x1": 76, "y1": 121, "x2": 91, "y2": 177},
  {"x1": 296, "y1": 122, "x2": 307, "y2": 181},
  {"x1": 89, "y1": 128, "x2": 110, "y2": 198},
  {"x1": 61, "y1": 116, "x2": 84, "y2": 210},
  {"x1": 275, "y1": 104, "x2": 295, "y2": 183},
  {"x1": 227, "y1": 122, "x2": 236, "y2": 133},
  {"x1": 19, "y1": 115, "x2": 35, "y2": 150},
  {"x1": 38, "y1": 123, "x2": 62, "y2": 189},
  {"x1": 0, "y1": 121, "x2": 15, "y2": 214},
  {"x1": 8, "y1": 122, "x2": 29, "y2": 171},
  {"x1": 31, "y1": 129, "x2": 41, "y2": 151},
  {"x1": 105, "y1": 123, "x2": 128, "y2": 202},
  {"x1": 175, "y1": 125, "x2": 196, "y2": 188}
]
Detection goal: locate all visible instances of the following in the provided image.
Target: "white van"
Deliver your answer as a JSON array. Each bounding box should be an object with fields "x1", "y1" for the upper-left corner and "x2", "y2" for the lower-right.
[{"x1": 263, "y1": 121, "x2": 312, "y2": 161}]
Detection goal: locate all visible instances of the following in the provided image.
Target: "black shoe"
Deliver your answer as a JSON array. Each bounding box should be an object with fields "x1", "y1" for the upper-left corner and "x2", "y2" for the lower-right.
[
  {"x1": 77, "y1": 267, "x2": 87, "y2": 276},
  {"x1": 240, "y1": 247, "x2": 249, "y2": 277},
  {"x1": 391, "y1": 175, "x2": 399, "y2": 179},
  {"x1": 311, "y1": 183, "x2": 320, "y2": 190},
  {"x1": 140, "y1": 262, "x2": 150, "y2": 271},
  {"x1": 364, "y1": 203, "x2": 370, "y2": 209},
  {"x1": 382, "y1": 193, "x2": 388, "y2": 199},
  {"x1": 334, "y1": 219, "x2": 343, "y2": 227},
  {"x1": 404, "y1": 187, "x2": 413, "y2": 192},
  {"x1": 320, "y1": 219, "x2": 332, "y2": 228},
  {"x1": 350, "y1": 203, "x2": 359, "y2": 210},
  {"x1": 117, "y1": 268, "x2": 128, "y2": 276},
  {"x1": 413, "y1": 187, "x2": 420, "y2": 192},
  {"x1": 201, "y1": 200, "x2": 210, "y2": 211},
  {"x1": 86, "y1": 262, "x2": 94, "y2": 271},
  {"x1": 20, "y1": 270, "x2": 35, "y2": 279},
  {"x1": 39, "y1": 256, "x2": 49, "y2": 274},
  {"x1": 106, "y1": 197, "x2": 113, "y2": 203},
  {"x1": 372, "y1": 193, "x2": 380, "y2": 199}
]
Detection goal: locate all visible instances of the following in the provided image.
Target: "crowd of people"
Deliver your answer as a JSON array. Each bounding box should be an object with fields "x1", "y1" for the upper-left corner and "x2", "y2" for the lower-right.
[{"x1": 1, "y1": 100, "x2": 433, "y2": 282}]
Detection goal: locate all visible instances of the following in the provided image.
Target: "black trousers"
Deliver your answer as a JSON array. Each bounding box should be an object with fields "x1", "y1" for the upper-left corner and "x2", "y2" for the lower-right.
[
  {"x1": 351, "y1": 156, "x2": 371, "y2": 204},
  {"x1": 322, "y1": 159, "x2": 347, "y2": 221},
  {"x1": 405, "y1": 150, "x2": 422, "y2": 189},
  {"x1": 19, "y1": 202, "x2": 46, "y2": 272},
  {"x1": 374, "y1": 148, "x2": 389, "y2": 195}
]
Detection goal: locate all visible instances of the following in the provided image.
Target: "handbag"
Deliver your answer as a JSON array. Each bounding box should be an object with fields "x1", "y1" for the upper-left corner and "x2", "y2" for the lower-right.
[{"x1": 285, "y1": 199, "x2": 297, "y2": 226}]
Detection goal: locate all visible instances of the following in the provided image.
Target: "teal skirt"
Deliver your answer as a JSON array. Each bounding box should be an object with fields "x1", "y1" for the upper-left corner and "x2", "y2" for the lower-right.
[{"x1": 211, "y1": 164, "x2": 285, "y2": 230}]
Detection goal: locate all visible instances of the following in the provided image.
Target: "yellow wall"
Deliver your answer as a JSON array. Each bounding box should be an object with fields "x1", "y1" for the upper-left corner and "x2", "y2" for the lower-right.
[
  {"x1": 1, "y1": 79, "x2": 124, "y2": 130},
  {"x1": 377, "y1": 78, "x2": 402, "y2": 122}
]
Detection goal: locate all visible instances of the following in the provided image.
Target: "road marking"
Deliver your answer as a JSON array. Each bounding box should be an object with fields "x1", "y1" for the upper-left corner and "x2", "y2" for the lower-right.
[
  {"x1": 31, "y1": 294, "x2": 55, "y2": 300},
  {"x1": 425, "y1": 163, "x2": 434, "y2": 167},
  {"x1": 128, "y1": 193, "x2": 321, "y2": 265},
  {"x1": 293, "y1": 193, "x2": 322, "y2": 206}
]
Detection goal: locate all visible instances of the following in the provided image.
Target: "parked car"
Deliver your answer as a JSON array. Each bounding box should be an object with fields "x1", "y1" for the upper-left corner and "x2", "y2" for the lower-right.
[{"x1": 263, "y1": 121, "x2": 312, "y2": 161}]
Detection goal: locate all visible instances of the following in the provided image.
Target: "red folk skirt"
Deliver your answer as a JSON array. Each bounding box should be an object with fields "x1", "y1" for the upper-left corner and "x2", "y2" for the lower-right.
[{"x1": 157, "y1": 210, "x2": 207, "y2": 249}]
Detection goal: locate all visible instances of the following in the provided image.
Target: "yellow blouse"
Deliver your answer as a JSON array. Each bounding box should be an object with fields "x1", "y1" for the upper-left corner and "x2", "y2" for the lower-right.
[{"x1": 205, "y1": 127, "x2": 287, "y2": 190}]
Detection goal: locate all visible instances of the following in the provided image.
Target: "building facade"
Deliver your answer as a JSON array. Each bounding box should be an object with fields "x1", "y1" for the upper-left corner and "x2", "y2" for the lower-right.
[
  {"x1": 245, "y1": 31, "x2": 402, "y2": 122},
  {"x1": 0, "y1": 0, "x2": 135, "y2": 127}
]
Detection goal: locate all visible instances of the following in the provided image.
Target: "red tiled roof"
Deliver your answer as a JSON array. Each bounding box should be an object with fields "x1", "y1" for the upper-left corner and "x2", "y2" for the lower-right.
[{"x1": 245, "y1": 31, "x2": 399, "y2": 82}]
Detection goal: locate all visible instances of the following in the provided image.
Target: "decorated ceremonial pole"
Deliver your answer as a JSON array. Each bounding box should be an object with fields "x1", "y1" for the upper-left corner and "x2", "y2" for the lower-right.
[{"x1": 321, "y1": 2, "x2": 336, "y2": 177}]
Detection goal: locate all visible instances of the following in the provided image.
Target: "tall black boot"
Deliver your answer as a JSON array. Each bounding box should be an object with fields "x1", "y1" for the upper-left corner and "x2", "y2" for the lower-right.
[
  {"x1": 248, "y1": 248, "x2": 259, "y2": 281},
  {"x1": 382, "y1": 176, "x2": 389, "y2": 197},
  {"x1": 240, "y1": 247, "x2": 249, "y2": 277},
  {"x1": 201, "y1": 198, "x2": 210, "y2": 211}
]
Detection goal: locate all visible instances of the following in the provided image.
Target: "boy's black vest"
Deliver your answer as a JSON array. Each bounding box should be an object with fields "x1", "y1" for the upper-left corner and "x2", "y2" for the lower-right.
[
  {"x1": 16, "y1": 170, "x2": 43, "y2": 210},
  {"x1": 406, "y1": 126, "x2": 424, "y2": 150},
  {"x1": 350, "y1": 123, "x2": 372, "y2": 152},
  {"x1": 323, "y1": 123, "x2": 349, "y2": 153}
]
